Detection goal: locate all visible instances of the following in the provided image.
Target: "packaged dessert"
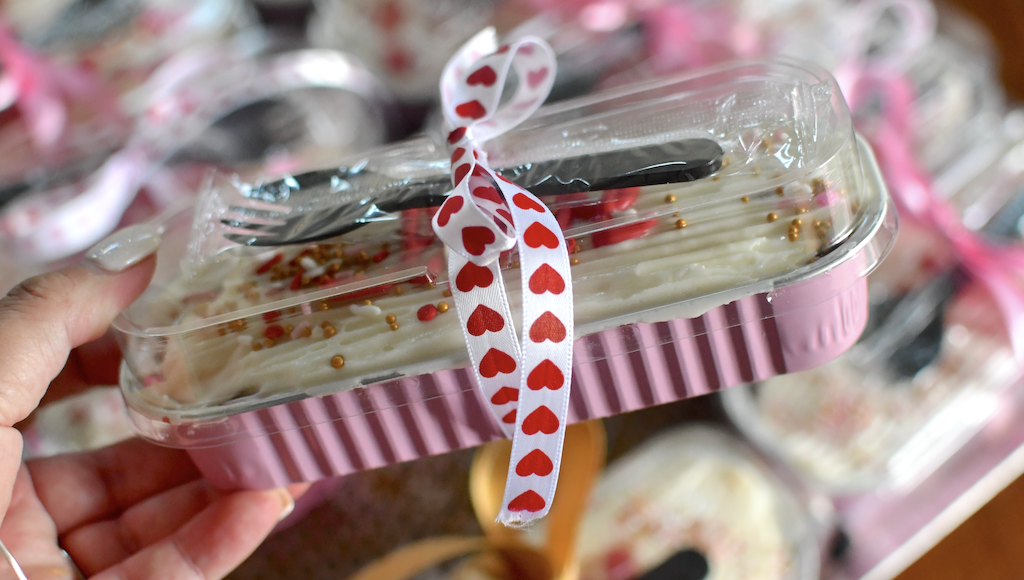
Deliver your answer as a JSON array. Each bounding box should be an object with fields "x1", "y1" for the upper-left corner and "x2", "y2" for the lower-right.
[
  {"x1": 573, "y1": 426, "x2": 818, "y2": 580},
  {"x1": 722, "y1": 131, "x2": 1024, "y2": 494},
  {"x1": 0, "y1": 43, "x2": 393, "y2": 267},
  {"x1": 112, "y1": 56, "x2": 896, "y2": 491}
]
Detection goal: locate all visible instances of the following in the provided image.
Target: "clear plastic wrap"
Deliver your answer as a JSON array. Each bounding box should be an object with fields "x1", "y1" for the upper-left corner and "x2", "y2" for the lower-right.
[{"x1": 111, "y1": 60, "x2": 896, "y2": 486}]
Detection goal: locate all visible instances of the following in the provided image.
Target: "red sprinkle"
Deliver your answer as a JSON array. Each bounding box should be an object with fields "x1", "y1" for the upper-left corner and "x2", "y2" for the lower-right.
[
  {"x1": 417, "y1": 304, "x2": 439, "y2": 321},
  {"x1": 372, "y1": 250, "x2": 390, "y2": 263},
  {"x1": 289, "y1": 270, "x2": 305, "y2": 291},
  {"x1": 264, "y1": 325, "x2": 285, "y2": 340},
  {"x1": 255, "y1": 254, "x2": 284, "y2": 275},
  {"x1": 602, "y1": 187, "x2": 640, "y2": 213},
  {"x1": 262, "y1": 310, "x2": 281, "y2": 323},
  {"x1": 591, "y1": 219, "x2": 658, "y2": 248},
  {"x1": 566, "y1": 238, "x2": 577, "y2": 253}
]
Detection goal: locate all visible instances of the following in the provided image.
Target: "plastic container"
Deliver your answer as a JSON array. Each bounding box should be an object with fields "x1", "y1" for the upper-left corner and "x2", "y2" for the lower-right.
[
  {"x1": 113, "y1": 59, "x2": 896, "y2": 488},
  {"x1": 0, "y1": 44, "x2": 393, "y2": 267},
  {"x1": 571, "y1": 426, "x2": 819, "y2": 580},
  {"x1": 723, "y1": 131, "x2": 1024, "y2": 496}
]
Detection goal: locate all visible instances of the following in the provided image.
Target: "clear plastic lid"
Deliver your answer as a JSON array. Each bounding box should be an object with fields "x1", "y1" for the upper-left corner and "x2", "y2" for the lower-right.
[{"x1": 113, "y1": 59, "x2": 893, "y2": 424}]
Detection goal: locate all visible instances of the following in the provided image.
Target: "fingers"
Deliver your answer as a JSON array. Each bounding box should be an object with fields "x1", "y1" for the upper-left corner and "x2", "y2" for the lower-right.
[
  {"x1": 0, "y1": 259, "x2": 155, "y2": 428},
  {"x1": 61, "y1": 480, "x2": 220, "y2": 576},
  {"x1": 94, "y1": 488, "x2": 293, "y2": 580},
  {"x1": 27, "y1": 439, "x2": 200, "y2": 534},
  {"x1": 0, "y1": 466, "x2": 74, "y2": 579}
]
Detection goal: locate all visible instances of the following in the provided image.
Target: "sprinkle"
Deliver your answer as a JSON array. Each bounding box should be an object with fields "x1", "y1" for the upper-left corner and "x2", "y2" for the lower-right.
[
  {"x1": 385, "y1": 314, "x2": 397, "y2": 324},
  {"x1": 791, "y1": 218, "x2": 803, "y2": 227},
  {"x1": 252, "y1": 342, "x2": 263, "y2": 351},
  {"x1": 767, "y1": 213, "x2": 778, "y2": 222},
  {"x1": 301, "y1": 303, "x2": 313, "y2": 316},
  {"x1": 788, "y1": 230, "x2": 800, "y2": 242},
  {"x1": 796, "y1": 207, "x2": 809, "y2": 214},
  {"x1": 350, "y1": 304, "x2": 382, "y2": 317},
  {"x1": 264, "y1": 325, "x2": 285, "y2": 340},
  {"x1": 318, "y1": 302, "x2": 330, "y2": 311},
  {"x1": 382, "y1": 242, "x2": 391, "y2": 250},
  {"x1": 291, "y1": 322, "x2": 312, "y2": 339},
  {"x1": 263, "y1": 338, "x2": 276, "y2": 348},
  {"x1": 300, "y1": 256, "x2": 320, "y2": 271},
  {"x1": 331, "y1": 355, "x2": 345, "y2": 369},
  {"x1": 373, "y1": 250, "x2": 390, "y2": 263},
  {"x1": 664, "y1": 194, "x2": 677, "y2": 203},
  {"x1": 363, "y1": 299, "x2": 373, "y2": 306},
  {"x1": 324, "y1": 326, "x2": 337, "y2": 338},
  {"x1": 437, "y1": 302, "x2": 449, "y2": 313},
  {"x1": 283, "y1": 324, "x2": 294, "y2": 334},
  {"x1": 245, "y1": 291, "x2": 260, "y2": 302},
  {"x1": 389, "y1": 322, "x2": 400, "y2": 331},
  {"x1": 443, "y1": 289, "x2": 453, "y2": 297},
  {"x1": 675, "y1": 219, "x2": 687, "y2": 229},
  {"x1": 321, "y1": 321, "x2": 332, "y2": 329},
  {"x1": 418, "y1": 304, "x2": 439, "y2": 321},
  {"x1": 740, "y1": 196, "x2": 750, "y2": 203},
  {"x1": 218, "y1": 327, "x2": 228, "y2": 336},
  {"x1": 393, "y1": 286, "x2": 403, "y2": 295},
  {"x1": 570, "y1": 257, "x2": 580, "y2": 265},
  {"x1": 256, "y1": 254, "x2": 284, "y2": 275},
  {"x1": 358, "y1": 251, "x2": 369, "y2": 262},
  {"x1": 712, "y1": 176, "x2": 720, "y2": 181},
  {"x1": 301, "y1": 276, "x2": 311, "y2": 286},
  {"x1": 775, "y1": 186, "x2": 784, "y2": 196},
  {"x1": 229, "y1": 319, "x2": 247, "y2": 332}
]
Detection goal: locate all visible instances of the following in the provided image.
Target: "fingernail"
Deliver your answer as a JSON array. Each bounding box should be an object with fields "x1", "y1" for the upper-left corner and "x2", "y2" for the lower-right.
[
  {"x1": 274, "y1": 488, "x2": 295, "y2": 522},
  {"x1": 84, "y1": 225, "x2": 161, "y2": 273}
]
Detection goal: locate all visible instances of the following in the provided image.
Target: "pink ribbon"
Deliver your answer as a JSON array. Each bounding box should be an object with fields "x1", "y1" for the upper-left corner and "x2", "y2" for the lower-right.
[
  {"x1": 432, "y1": 30, "x2": 573, "y2": 525},
  {"x1": 847, "y1": 69, "x2": 1024, "y2": 362},
  {"x1": 0, "y1": 21, "x2": 120, "y2": 150}
]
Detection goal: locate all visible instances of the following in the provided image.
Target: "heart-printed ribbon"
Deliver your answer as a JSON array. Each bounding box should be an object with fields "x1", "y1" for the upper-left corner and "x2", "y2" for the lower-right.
[{"x1": 431, "y1": 29, "x2": 572, "y2": 525}]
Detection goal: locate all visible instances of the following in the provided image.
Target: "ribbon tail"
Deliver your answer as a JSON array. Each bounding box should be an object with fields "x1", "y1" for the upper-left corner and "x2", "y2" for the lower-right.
[{"x1": 964, "y1": 260, "x2": 1024, "y2": 366}]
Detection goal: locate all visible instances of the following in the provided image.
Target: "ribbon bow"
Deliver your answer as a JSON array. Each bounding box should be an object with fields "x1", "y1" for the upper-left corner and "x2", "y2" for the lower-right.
[
  {"x1": 350, "y1": 421, "x2": 606, "y2": 580},
  {"x1": 431, "y1": 30, "x2": 574, "y2": 526},
  {"x1": 844, "y1": 46, "x2": 1024, "y2": 362}
]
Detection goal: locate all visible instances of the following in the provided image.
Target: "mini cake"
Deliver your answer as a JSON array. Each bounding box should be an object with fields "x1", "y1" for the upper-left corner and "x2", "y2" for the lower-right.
[
  {"x1": 574, "y1": 426, "x2": 813, "y2": 580},
  {"x1": 125, "y1": 128, "x2": 862, "y2": 410}
]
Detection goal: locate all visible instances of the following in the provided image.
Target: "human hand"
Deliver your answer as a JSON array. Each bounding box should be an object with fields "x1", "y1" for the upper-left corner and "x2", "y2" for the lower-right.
[{"x1": 0, "y1": 227, "x2": 306, "y2": 579}]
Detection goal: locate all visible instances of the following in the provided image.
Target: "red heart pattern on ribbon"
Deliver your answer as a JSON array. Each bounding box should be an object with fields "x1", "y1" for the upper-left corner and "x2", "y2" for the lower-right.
[{"x1": 431, "y1": 29, "x2": 572, "y2": 525}]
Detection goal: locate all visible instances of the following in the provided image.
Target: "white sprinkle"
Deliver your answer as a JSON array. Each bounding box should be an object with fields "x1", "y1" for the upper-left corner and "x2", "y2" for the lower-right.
[
  {"x1": 301, "y1": 302, "x2": 313, "y2": 316},
  {"x1": 783, "y1": 182, "x2": 813, "y2": 197},
  {"x1": 350, "y1": 304, "x2": 382, "y2": 317},
  {"x1": 300, "y1": 256, "x2": 319, "y2": 270}
]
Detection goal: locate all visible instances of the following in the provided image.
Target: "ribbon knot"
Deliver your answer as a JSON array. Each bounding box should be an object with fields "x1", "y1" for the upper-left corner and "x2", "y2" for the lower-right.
[{"x1": 431, "y1": 30, "x2": 574, "y2": 526}]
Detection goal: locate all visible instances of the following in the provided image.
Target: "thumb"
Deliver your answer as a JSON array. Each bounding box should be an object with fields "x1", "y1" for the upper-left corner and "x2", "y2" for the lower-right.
[{"x1": 0, "y1": 225, "x2": 159, "y2": 428}]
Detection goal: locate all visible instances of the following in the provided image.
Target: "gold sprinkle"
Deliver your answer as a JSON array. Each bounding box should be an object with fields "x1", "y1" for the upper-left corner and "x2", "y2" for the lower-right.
[
  {"x1": 245, "y1": 291, "x2": 260, "y2": 302},
  {"x1": 320, "y1": 320, "x2": 332, "y2": 329},
  {"x1": 382, "y1": 242, "x2": 391, "y2": 250},
  {"x1": 570, "y1": 257, "x2": 580, "y2": 266},
  {"x1": 393, "y1": 286, "x2": 403, "y2": 296},
  {"x1": 796, "y1": 207, "x2": 809, "y2": 214},
  {"x1": 766, "y1": 212, "x2": 778, "y2": 222},
  {"x1": 263, "y1": 338, "x2": 276, "y2": 348},
  {"x1": 358, "y1": 251, "x2": 369, "y2": 262},
  {"x1": 323, "y1": 326, "x2": 337, "y2": 338},
  {"x1": 811, "y1": 178, "x2": 827, "y2": 194},
  {"x1": 389, "y1": 322, "x2": 400, "y2": 331},
  {"x1": 512, "y1": 261, "x2": 520, "y2": 268},
  {"x1": 791, "y1": 218, "x2": 803, "y2": 227},
  {"x1": 229, "y1": 319, "x2": 247, "y2": 332},
  {"x1": 252, "y1": 342, "x2": 263, "y2": 351},
  {"x1": 788, "y1": 230, "x2": 800, "y2": 242},
  {"x1": 318, "y1": 302, "x2": 329, "y2": 311},
  {"x1": 301, "y1": 326, "x2": 312, "y2": 338},
  {"x1": 385, "y1": 314, "x2": 397, "y2": 324},
  {"x1": 740, "y1": 196, "x2": 750, "y2": 203},
  {"x1": 331, "y1": 355, "x2": 345, "y2": 369},
  {"x1": 572, "y1": 245, "x2": 581, "y2": 254},
  {"x1": 332, "y1": 249, "x2": 344, "y2": 259},
  {"x1": 775, "y1": 186, "x2": 784, "y2": 196},
  {"x1": 301, "y1": 276, "x2": 311, "y2": 286},
  {"x1": 712, "y1": 176, "x2": 721, "y2": 181},
  {"x1": 437, "y1": 302, "x2": 449, "y2": 313},
  {"x1": 443, "y1": 289, "x2": 453, "y2": 297},
  {"x1": 218, "y1": 327, "x2": 228, "y2": 336},
  {"x1": 664, "y1": 194, "x2": 677, "y2": 203},
  {"x1": 283, "y1": 324, "x2": 294, "y2": 335},
  {"x1": 328, "y1": 263, "x2": 341, "y2": 273},
  {"x1": 675, "y1": 219, "x2": 687, "y2": 229},
  {"x1": 673, "y1": 212, "x2": 680, "y2": 218},
  {"x1": 363, "y1": 299, "x2": 373, "y2": 306}
]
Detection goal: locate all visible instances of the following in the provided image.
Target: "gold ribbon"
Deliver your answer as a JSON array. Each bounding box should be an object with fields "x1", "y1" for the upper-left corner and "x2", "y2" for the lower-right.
[{"x1": 349, "y1": 421, "x2": 606, "y2": 580}]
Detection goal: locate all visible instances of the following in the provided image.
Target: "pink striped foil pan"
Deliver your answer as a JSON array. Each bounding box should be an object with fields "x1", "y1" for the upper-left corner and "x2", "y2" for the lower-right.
[{"x1": 121, "y1": 138, "x2": 896, "y2": 490}]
